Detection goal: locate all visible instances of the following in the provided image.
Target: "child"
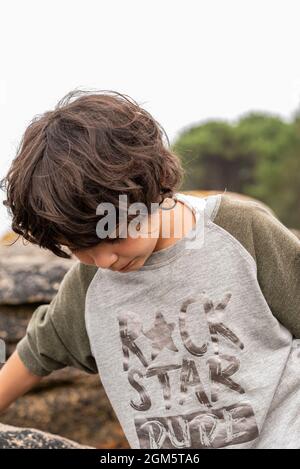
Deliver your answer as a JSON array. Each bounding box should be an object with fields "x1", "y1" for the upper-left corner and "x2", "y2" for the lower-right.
[{"x1": 0, "y1": 89, "x2": 300, "y2": 449}]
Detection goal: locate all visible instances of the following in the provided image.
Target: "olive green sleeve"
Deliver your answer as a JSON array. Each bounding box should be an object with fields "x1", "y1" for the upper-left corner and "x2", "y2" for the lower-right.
[
  {"x1": 213, "y1": 195, "x2": 300, "y2": 338},
  {"x1": 16, "y1": 261, "x2": 99, "y2": 376}
]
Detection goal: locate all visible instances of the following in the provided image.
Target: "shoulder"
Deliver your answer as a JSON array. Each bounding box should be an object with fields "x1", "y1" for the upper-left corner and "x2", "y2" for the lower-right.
[
  {"x1": 210, "y1": 194, "x2": 279, "y2": 264},
  {"x1": 63, "y1": 260, "x2": 98, "y2": 291},
  {"x1": 212, "y1": 194, "x2": 300, "y2": 263},
  {"x1": 51, "y1": 261, "x2": 99, "y2": 373},
  {"x1": 212, "y1": 194, "x2": 283, "y2": 240},
  {"x1": 52, "y1": 260, "x2": 99, "y2": 332},
  {"x1": 212, "y1": 194, "x2": 276, "y2": 226}
]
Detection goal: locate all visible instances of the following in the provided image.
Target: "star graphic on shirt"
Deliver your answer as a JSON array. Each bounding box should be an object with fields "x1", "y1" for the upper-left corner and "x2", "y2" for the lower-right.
[{"x1": 142, "y1": 311, "x2": 179, "y2": 360}]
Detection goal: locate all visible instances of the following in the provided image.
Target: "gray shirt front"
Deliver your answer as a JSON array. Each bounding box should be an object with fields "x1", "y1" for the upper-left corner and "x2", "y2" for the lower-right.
[{"x1": 85, "y1": 193, "x2": 300, "y2": 449}]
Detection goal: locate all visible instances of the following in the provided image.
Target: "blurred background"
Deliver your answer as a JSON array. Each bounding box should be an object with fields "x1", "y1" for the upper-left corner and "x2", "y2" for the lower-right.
[
  {"x1": 0, "y1": 0, "x2": 300, "y2": 449},
  {"x1": 1, "y1": 0, "x2": 300, "y2": 236}
]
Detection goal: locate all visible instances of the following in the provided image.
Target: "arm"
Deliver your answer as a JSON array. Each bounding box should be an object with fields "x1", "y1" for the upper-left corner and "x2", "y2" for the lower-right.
[
  {"x1": 0, "y1": 350, "x2": 43, "y2": 415},
  {"x1": 250, "y1": 204, "x2": 300, "y2": 337},
  {"x1": 16, "y1": 261, "x2": 99, "y2": 377},
  {"x1": 0, "y1": 261, "x2": 98, "y2": 415},
  {"x1": 213, "y1": 195, "x2": 300, "y2": 337}
]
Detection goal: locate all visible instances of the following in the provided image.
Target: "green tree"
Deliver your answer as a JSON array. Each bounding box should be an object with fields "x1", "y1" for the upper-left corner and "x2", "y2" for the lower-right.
[
  {"x1": 173, "y1": 120, "x2": 256, "y2": 193},
  {"x1": 173, "y1": 111, "x2": 300, "y2": 228}
]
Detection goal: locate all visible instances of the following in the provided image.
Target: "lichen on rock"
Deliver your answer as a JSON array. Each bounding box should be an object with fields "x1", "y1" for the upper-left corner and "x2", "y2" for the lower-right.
[{"x1": 0, "y1": 423, "x2": 94, "y2": 449}]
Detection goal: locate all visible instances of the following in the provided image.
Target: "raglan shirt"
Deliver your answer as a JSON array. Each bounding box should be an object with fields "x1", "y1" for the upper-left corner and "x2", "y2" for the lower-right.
[{"x1": 16, "y1": 193, "x2": 300, "y2": 449}]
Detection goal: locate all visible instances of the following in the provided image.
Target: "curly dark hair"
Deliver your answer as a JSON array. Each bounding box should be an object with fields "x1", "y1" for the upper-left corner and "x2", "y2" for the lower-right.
[{"x1": 0, "y1": 89, "x2": 185, "y2": 258}]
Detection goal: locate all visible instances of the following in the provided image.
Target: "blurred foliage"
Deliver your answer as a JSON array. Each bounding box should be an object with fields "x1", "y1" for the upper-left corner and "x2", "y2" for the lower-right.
[{"x1": 172, "y1": 110, "x2": 300, "y2": 228}]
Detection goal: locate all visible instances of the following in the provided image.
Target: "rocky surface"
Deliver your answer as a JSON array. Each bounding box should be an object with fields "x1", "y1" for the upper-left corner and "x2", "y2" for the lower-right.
[
  {"x1": 0, "y1": 366, "x2": 129, "y2": 448},
  {"x1": 0, "y1": 303, "x2": 39, "y2": 357},
  {"x1": 0, "y1": 235, "x2": 74, "y2": 304},
  {"x1": 0, "y1": 423, "x2": 93, "y2": 449}
]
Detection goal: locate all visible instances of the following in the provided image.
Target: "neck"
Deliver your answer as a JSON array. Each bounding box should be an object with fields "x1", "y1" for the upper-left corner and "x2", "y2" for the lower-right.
[{"x1": 153, "y1": 198, "x2": 196, "y2": 252}]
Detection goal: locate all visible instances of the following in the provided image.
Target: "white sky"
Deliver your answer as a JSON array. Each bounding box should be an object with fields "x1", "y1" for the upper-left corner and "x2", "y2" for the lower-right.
[{"x1": 1, "y1": 0, "x2": 300, "y2": 237}]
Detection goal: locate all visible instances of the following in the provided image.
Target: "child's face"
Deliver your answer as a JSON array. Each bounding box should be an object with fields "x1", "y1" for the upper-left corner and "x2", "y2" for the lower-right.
[
  {"x1": 65, "y1": 199, "x2": 194, "y2": 272},
  {"x1": 69, "y1": 211, "x2": 161, "y2": 273}
]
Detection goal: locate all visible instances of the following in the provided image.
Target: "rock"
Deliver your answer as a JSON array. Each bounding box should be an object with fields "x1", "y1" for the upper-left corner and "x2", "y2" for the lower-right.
[
  {"x1": 0, "y1": 369, "x2": 129, "y2": 448},
  {"x1": 0, "y1": 423, "x2": 93, "y2": 449},
  {"x1": 0, "y1": 304, "x2": 36, "y2": 356},
  {"x1": 0, "y1": 262, "x2": 74, "y2": 305},
  {"x1": 0, "y1": 235, "x2": 75, "y2": 305}
]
